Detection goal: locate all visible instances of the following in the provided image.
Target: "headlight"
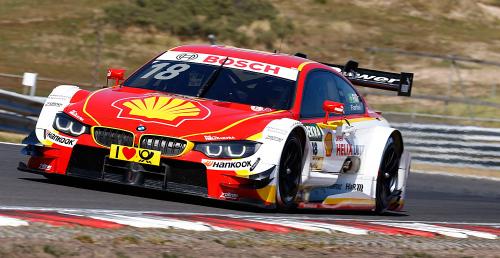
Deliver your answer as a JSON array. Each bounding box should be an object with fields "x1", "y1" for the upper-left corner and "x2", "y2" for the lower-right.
[
  {"x1": 194, "y1": 141, "x2": 261, "y2": 158},
  {"x1": 53, "y1": 112, "x2": 89, "y2": 137}
]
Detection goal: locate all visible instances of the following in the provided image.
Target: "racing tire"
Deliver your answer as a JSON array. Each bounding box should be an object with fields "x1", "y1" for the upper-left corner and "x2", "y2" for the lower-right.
[
  {"x1": 276, "y1": 133, "x2": 303, "y2": 211},
  {"x1": 375, "y1": 136, "x2": 402, "y2": 214}
]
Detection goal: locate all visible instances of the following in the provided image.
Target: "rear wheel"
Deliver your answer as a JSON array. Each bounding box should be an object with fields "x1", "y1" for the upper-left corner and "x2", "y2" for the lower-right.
[
  {"x1": 276, "y1": 133, "x2": 303, "y2": 210},
  {"x1": 375, "y1": 136, "x2": 402, "y2": 214}
]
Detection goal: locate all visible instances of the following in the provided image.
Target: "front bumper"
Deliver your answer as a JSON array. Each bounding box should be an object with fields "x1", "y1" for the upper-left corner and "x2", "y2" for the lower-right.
[{"x1": 19, "y1": 143, "x2": 277, "y2": 207}]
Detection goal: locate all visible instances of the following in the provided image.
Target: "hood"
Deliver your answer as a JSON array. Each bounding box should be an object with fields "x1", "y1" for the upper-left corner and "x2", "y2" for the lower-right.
[{"x1": 64, "y1": 87, "x2": 291, "y2": 141}]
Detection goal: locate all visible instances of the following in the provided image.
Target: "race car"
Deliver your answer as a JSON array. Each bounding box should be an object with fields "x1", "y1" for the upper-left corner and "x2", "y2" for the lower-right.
[{"x1": 19, "y1": 44, "x2": 413, "y2": 213}]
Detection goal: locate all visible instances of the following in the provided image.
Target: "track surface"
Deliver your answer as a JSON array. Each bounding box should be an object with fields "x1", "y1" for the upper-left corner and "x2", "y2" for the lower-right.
[{"x1": 1, "y1": 143, "x2": 499, "y2": 223}]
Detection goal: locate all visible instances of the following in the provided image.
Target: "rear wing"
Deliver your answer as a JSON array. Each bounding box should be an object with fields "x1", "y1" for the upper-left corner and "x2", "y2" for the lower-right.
[{"x1": 322, "y1": 60, "x2": 414, "y2": 97}]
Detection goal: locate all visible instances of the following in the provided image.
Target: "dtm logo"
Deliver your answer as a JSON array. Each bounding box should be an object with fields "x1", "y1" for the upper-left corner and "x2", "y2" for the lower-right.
[
  {"x1": 220, "y1": 192, "x2": 239, "y2": 200},
  {"x1": 176, "y1": 53, "x2": 198, "y2": 61}
]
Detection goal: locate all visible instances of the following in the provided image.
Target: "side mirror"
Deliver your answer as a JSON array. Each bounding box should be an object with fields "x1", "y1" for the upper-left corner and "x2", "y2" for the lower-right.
[
  {"x1": 107, "y1": 68, "x2": 126, "y2": 87},
  {"x1": 322, "y1": 100, "x2": 344, "y2": 124}
]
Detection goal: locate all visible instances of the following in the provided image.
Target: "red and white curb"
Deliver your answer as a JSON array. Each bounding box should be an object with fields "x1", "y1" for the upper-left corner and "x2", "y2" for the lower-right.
[{"x1": 0, "y1": 207, "x2": 498, "y2": 239}]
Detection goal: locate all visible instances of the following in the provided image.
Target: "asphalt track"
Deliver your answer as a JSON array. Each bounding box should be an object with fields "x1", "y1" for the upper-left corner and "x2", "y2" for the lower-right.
[{"x1": 1, "y1": 143, "x2": 499, "y2": 223}]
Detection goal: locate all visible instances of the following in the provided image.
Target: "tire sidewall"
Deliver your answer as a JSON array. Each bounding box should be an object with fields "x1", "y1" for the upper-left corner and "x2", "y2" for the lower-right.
[
  {"x1": 375, "y1": 136, "x2": 401, "y2": 214},
  {"x1": 276, "y1": 133, "x2": 303, "y2": 211}
]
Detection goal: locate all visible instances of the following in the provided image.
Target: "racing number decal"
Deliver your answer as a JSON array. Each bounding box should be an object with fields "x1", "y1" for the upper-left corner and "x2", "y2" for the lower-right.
[
  {"x1": 109, "y1": 144, "x2": 161, "y2": 166},
  {"x1": 141, "y1": 63, "x2": 190, "y2": 80}
]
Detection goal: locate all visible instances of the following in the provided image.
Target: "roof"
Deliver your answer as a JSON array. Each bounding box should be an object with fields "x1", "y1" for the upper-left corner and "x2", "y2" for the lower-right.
[{"x1": 171, "y1": 44, "x2": 315, "y2": 69}]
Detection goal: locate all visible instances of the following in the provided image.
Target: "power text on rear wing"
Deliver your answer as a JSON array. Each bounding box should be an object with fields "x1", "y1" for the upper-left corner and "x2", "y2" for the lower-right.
[{"x1": 323, "y1": 60, "x2": 414, "y2": 97}]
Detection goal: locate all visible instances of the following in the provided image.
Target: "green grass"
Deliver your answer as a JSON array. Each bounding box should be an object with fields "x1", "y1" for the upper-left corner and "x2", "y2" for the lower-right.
[
  {"x1": 43, "y1": 245, "x2": 68, "y2": 258},
  {"x1": 104, "y1": 0, "x2": 293, "y2": 48},
  {"x1": 0, "y1": 131, "x2": 26, "y2": 143}
]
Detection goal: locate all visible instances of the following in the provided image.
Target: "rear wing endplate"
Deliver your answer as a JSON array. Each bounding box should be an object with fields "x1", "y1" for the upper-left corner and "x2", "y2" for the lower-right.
[{"x1": 322, "y1": 60, "x2": 414, "y2": 97}]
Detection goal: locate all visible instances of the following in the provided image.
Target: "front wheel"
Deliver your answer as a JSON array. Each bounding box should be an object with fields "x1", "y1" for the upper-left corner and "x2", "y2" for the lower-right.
[
  {"x1": 375, "y1": 136, "x2": 402, "y2": 214},
  {"x1": 276, "y1": 133, "x2": 303, "y2": 211}
]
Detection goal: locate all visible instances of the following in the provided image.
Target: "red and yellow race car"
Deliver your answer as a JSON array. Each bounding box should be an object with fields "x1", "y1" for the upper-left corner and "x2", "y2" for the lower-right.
[{"x1": 19, "y1": 45, "x2": 413, "y2": 213}]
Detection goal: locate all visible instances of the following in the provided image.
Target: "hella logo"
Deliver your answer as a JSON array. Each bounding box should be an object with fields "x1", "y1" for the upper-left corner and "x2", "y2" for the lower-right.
[{"x1": 136, "y1": 125, "x2": 146, "y2": 132}]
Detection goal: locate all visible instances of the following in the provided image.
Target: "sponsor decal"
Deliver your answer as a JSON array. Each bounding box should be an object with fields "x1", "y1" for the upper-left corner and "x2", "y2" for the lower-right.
[
  {"x1": 47, "y1": 94, "x2": 72, "y2": 101},
  {"x1": 176, "y1": 53, "x2": 198, "y2": 61},
  {"x1": 348, "y1": 93, "x2": 360, "y2": 103},
  {"x1": 203, "y1": 56, "x2": 282, "y2": 76},
  {"x1": 265, "y1": 135, "x2": 283, "y2": 142},
  {"x1": 311, "y1": 156, "x2": 324, "y2": 171},
  {"x1": 336, "y1": 143, "x2": 364, "y2": 156},
  {"x1": 44, "y1": 94, "x2": 73, "y2": 108},
  {"x1": 44, "y1": 130, "x2": 77, "y2": 147},
  {"x1": 69, "y1": 110, "x2": 84, "y2": 121},
  {"x1": 330, "y1": 67, "x2": 399, "y2": 84},
  {"x1": 328, "y1": 183, "x2": 363, "y2": 192},
  {"x1": 355, "y1": 74, "x2": 399, "y2": 84},
  {"x1": 250, "y1": 106, "x2": 272, "y2": 112},
  {"x1": 334, "y1": 106, "x2": 344, "y2": 114},
  {"x1": 345, "y1": 183, "x2": 364, "y2": 192},
  {"x1": 112, "y1": 94, "x2": 210, "y2": 127},
  {"x1": 38, "y1": 163, "x2": 52, "y2": 170},
  {"x1": 267, "y1": 127, "x2": 287, "y2": 136},
  {"x1": 44, "y1": 102, "x2": 63, "y2": 107},
  {"x1": 220, "y1": 192, "x2": 239, "y2": 200},
  {"x1": 304, "y1": 123, "x2": 323, "y2": 141},
  {"x1": 350, "y1": 104, "x2": 362, "y2": 111},
  {"x1": 204, "y1": 135, "x2": 235, "y2": 141},
  {"x1": 109, "y1": 144, "x2": 161, "y2": 166},
  {"x1": 202, "y1": 159, "x2": 255, "y2": 171},
  {"x1": 324, "y1": 132, "x2": 333, "y2": 157},
  {"x1": 157, "y1": 51, "x2": 299, "y2": 80}
]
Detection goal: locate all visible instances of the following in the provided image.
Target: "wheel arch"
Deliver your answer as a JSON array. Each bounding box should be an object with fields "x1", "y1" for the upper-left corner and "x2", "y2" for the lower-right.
[
  {"x1": 257, "y1": 118, "x2": 311, "y2": 205},
  {"x1": 354, "y1": 126, "x2": 409, "y2": 213},
  {"x1": 356, "y1": 126, "x2": 399, "y2": 178},
  {"x1": 35, "y1": 85, "x2": 84, "y2": 143}
]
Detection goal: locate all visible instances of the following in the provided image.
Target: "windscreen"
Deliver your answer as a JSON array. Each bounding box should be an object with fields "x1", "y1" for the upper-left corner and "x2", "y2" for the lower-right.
[{"x1": 123, "y1": 52, "x2": 298, "y2": 110}]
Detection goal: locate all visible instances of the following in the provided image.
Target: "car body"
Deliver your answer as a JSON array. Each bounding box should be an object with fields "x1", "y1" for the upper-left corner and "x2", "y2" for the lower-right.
[{"x1": 19, "y1": 44, "x2": 413, "y2": 213}]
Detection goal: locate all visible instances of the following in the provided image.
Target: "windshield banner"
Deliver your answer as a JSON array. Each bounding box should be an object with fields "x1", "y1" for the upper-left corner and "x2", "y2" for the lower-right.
[{"x1": 157, "y1": 51, "x2": 299, "y2": 81}]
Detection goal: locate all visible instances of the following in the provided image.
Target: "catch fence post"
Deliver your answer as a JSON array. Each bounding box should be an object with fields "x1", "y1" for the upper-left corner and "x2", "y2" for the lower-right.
[{"x1": 22, "y1": 72, "x2": 37, "y2": 96}]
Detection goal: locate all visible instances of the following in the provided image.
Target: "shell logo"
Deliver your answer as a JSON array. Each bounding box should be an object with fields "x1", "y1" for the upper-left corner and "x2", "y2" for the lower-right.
[
  {"x1": 324, "y1": 132, "x2": 333, "y2": 157},
  {"x1": 112, "y1": 95, "x2": 210, "y2": 127}
]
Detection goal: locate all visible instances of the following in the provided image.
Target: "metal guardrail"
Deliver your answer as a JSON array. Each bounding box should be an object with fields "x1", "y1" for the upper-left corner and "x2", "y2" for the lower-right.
[
  {"x1": 0, "y1": 89, "x2": 45, "y2": 133},
  {"x1": 385, "y1": 111, "x2": 500, "y2": 123},
  {"x1": 0, "y1": 89, "x2": 45, "y2": 116},
  {"x1": 393, "y1": 123, "x2": 500, "y2": 170},
  {"x1": 0, "y1": 110, "x2": 37, "y2": 134}
]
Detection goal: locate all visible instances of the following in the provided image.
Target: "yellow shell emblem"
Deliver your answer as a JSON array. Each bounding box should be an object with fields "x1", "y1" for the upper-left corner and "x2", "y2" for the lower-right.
[{"x1": 122, "y1": 96, "x2": 200, "y2": 121}]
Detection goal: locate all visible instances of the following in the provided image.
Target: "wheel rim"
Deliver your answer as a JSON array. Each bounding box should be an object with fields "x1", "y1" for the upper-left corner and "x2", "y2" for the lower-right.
[{"x1": 278, "y1": 139, "x2": 302, "y2": 204}]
